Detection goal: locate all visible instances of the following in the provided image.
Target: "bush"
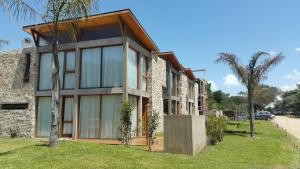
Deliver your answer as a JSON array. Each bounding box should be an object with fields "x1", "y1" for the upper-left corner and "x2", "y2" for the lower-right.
[
  {"x1": 120, "y1": 101, "x2": 135, "y2": 147},
  {"x1": 206, "y1": 116, "x2": 228, "y2": 145},
  {"x1": 145, "y1": 111, "x2": 160, "y2": 151}
]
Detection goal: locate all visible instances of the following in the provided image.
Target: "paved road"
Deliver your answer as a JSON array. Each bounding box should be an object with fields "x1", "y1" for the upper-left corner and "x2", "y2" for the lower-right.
[{"x1": 273, "y1": 116, "x2": 300, "y2": 140}]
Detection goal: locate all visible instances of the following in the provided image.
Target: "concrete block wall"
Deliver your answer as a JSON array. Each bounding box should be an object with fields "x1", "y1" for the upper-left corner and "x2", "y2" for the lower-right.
[{"x1": 164, "y1": 114, "x2": 206, "y2": 155}]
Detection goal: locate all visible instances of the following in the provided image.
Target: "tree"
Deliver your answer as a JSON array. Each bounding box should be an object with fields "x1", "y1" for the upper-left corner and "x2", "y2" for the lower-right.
[
  {"x1": 0, "y1": 0, "x2": 99, "y2": 147},
  {"x1": 253, "y1": 85, "x2": 280, "y2": 111},
  {"x1": 120, "y1": 102, "x2": 135, "y2": 147},
  {"x1": 216, "y1": 52, "x2": 285, "y2": 138}
]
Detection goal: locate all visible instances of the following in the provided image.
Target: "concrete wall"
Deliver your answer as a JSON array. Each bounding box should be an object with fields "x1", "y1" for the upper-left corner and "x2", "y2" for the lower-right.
[
  {"x1": 0, "y1": 48, "x2": 37, "y2": 137},
  {"x1": 148, "y1": 55, "x2": 166, "y2": 131},
  {"x1": 164, "y1": 115, "x2": 206, "y2": 155}
]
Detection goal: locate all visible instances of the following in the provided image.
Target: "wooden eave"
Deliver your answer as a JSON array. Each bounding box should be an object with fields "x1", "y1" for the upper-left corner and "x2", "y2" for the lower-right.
[
  {"x1": 22, "y1": 9, "x2": 159, "y2": 51},
  {"x1": 184, "y1": 68, "x2": 196, "y2": 81},
  {"x1": 156, "y1": 52, "x2": 183, "y2": 71}
]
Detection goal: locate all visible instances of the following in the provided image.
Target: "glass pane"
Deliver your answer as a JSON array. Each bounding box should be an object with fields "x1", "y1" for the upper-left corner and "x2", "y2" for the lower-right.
[
  {"x1": 128, "y1": 48, "x2": 137, "y2": 89},
  {"x1": 63, "y1": 123, "x2": 73, "y2": 135},
  {"x1": 81, "y1": 48, "x2": 101, "y2": 88},
  {"x1": 129, "y1": 96, "x2": 137, "y2": 136},
  {"x1": 66, "y1": 51, "x2": 75, "y2": 71},
  {"x1": 64, "y1": 73, "x2": 75, "y2": 89},
  {"x1": 101, "y1": 95, "x2": 122, "y2": 139},
  {"x1": 39, "y1": 53, "x2": 52, "y2": 90},
  {"x1": 58, "y1": 52, "x2": 64, "y2": 88},
  {"x1": 141, "y1": 56, "x2": 147, "y2": 91},
  {"x1": 102, "y1": 46, "x2": 123, "y2": 87},
  {"x1": 64, "y1": 98, "x2": 73, "y2": 121},
  {"x1": 79, "y1": 95, "x2": 100, "y2": 138},
  {"x1": 37, "y1": 97, "x2": 52, "y2": 137}
]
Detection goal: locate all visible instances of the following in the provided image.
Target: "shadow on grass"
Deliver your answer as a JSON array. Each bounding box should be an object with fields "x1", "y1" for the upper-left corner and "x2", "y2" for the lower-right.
[
  {"x1": 224, "y1": 130, "x2": 263, "y2": 137},
  {"x1": 0, "y1": 142, "x2": 48, "y2": 157}
]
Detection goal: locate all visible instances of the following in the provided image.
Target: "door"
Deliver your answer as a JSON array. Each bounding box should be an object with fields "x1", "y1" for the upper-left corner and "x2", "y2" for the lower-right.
[
  {"x1": 62, "y1": 97, "x2": 74, "y2": 137},
  {"x1": 142, "y1": 98, "x2": 148, "y2": 136}
]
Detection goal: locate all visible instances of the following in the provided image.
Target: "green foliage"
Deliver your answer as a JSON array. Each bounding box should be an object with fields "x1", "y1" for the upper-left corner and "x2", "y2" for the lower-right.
[
  {"x1": 120, "y1": 101, "x2": 135, "y2": 147},
  {"x1": 206, "y1": 116, "x2": 228, "y2": 145},
  {"x1": 252, "y1": 85, "x2": 280, "y2": 111},
  {"x1": 276, "y1": 85, "x2": 300, "y2": 113},
  {"x1": 145, "y1": 112, "x2": 160, "y2": 151}
]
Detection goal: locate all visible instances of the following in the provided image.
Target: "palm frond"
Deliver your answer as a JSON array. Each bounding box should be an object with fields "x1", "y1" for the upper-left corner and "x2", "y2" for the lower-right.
[
  {"x1": 247, "y1": 51, "x2": 269, "y2": 72},
  {"x1": 0, "y1": 0, "x2": 42, "y2": 21},
  {"x1": 254, "y1": 52, "x2": 285, "y2": 83},
  {"x1": 215, "y1": 53, "x2": 248, "y2": 85}
]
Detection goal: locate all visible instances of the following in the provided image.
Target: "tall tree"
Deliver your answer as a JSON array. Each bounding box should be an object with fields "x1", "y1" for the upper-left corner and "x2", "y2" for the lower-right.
[
  {"x1": 216, "y1": 52, "x2": 285, "y2": 138},
  {"x1": 0, "y1": 0, "x2": 98, "y2": 147}
]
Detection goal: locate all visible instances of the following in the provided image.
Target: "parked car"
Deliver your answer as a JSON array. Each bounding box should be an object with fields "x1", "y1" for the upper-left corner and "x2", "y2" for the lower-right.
[{"x1": 255, "y1": 111, "x2": 275, "y2": 120}]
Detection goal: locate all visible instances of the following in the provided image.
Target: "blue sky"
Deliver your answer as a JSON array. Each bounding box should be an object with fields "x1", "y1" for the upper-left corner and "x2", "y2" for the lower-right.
[{"x1": 1, "y1": 0, "x2": 300, "y2": 95}]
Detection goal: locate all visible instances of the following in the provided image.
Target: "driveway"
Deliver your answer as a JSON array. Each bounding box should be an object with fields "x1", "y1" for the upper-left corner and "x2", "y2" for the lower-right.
[{"x1": 273, "y1": 116, "x2": 300, "y2": 140}]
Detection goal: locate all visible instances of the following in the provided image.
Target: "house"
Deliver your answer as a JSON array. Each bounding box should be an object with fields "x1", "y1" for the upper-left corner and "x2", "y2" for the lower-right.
[{"x1": 0, "y1": 9, "x2": 207, "y2": 140}]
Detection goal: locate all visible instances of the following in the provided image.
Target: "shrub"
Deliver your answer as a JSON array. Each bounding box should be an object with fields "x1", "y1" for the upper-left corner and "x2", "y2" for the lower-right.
[
  {"x1": 120, "y1": 101, "x2": 135, "y2": 147},
  {"x1": 145, "y1": 111, "x2": 160, "y2": 151},
  {"x1": 206, "y1": 116, "x2": 228, "y2": 145}
]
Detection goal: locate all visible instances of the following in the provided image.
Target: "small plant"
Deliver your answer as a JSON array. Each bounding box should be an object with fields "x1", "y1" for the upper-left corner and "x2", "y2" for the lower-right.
[
  {"x1": 120, "y1": 101, "x2": 135, "y2": 147},
  {"x1": 206, "y1": 116, "x2": 228, "y2": 145},
  {"x1": 146, "y1": 111, "x2": 160, "y2": 151}
]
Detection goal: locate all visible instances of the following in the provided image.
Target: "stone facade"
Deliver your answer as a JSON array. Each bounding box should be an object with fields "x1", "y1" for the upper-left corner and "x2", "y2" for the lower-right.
[
  {"x1": 148, "y1": 54, "x2": 166, "y2": 131},
  {"x1": 178, "y1": 73, "x2": 188, "y2": 115},
  {"x1": 0, "y1": 48, "x2": 37, "y2": 137}
]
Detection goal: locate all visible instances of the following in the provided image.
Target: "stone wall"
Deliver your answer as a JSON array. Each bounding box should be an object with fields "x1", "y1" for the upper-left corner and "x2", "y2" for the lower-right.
[
  {"x1": 0, "y1": 48, "x2": 37, "y2": 137},
  {"x1": 194, "y1": 83, "x2": 199, "y2": 115},
  {"x1": 178, "y1": 73, "x2": 188, "y2": 115},
  {"x1": 148, "y1": 54, "x2": 166, "y2": 131}
]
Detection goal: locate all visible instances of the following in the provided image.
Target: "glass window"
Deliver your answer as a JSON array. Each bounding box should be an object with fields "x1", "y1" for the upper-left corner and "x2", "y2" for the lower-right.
[
  {"x1": 102, "y1": 46, "x2": 123, "y2": 87},
  {"x1": 101, "y1": 95, "x2": 122, "y2": 139},
  {"x1": 141, "y1": 56, "x2": 147, "y2": 91},
  {"x1": 39, "y1": 53, "x2": 52, "y2": 90},
  {"x1": 128, "y1": 48, "x2": 138, "y2": 89},
  {"x1": 81, "y1": 48, "x2": 101, "y2": 88},
  {"x1": 63, "y1": 98, "x2": 73, "y2": 135},
  {"x1": 79, "y1": 95, "x2": 100, "y2": 138},
  {"x1": 64, "y1": 51, "x2": 75, "y2": 89},
  {"x1": 163, "y1": 99, "x2": 168, "y2": 115},
  {"x1": 37, "y1": 97, "x2": 52, "y2": 137}
]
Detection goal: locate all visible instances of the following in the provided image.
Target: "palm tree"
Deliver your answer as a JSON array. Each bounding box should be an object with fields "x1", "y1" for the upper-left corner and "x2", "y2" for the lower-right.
[
  {"x1": 0, "y1": 0, "x2": 99, "y2": 147},
  {"x1": 216, "y1": 52, "x2": 285, "y2": 138}
]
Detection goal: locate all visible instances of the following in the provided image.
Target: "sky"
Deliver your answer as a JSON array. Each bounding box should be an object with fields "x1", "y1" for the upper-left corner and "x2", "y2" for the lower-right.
[{"x1": 1, "y1": 0, "x2": 300, "y2": 96}]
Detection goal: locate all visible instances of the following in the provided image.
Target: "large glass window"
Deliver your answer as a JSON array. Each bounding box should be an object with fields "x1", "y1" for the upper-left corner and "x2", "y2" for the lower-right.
[
  {"x1": 102, "y1": 46, "x2": 123, "y2": 87},
  {"x1": 128, "y1": 48, "x2": 138, "y2": 89},
  {"x1": 101, "y1": 95, "x2": 122, "y2": 139},
  {"x1": 141, "y1": 56, "x2": 147, "y2": 91},
  {"x1": 37, "y1": 97, "x2": 52, "y2": 137},
  {"x1": 79, "y1": 95, "x2": 100, "y2": 138},
  {"x1": 39, "y1": 53, "x2": 52, "y2": 90},
  {"x1": 81, "y1": 48, "x2": 101, "y2": 88}
]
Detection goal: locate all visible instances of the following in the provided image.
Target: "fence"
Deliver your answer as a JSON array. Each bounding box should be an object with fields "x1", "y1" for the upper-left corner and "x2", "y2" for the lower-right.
[{"x1": 164, "y1": 115, "x2": 206, "y2": 155}]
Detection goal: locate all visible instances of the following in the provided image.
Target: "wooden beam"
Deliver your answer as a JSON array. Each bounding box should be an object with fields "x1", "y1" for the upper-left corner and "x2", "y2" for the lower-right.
[{"x1": 31, "y1": 29, "x2": 39, "y2": 47}]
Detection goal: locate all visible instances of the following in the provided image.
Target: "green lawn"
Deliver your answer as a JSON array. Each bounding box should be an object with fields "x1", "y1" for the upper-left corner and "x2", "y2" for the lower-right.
[{"x1": 0, "y1": 121, "x2": 299, "y2": 169}]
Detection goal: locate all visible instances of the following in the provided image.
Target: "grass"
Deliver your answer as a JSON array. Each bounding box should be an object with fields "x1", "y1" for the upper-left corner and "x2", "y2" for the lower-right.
[{"x1": 0, "y1": 121, "x2": 299, "y2": 169}]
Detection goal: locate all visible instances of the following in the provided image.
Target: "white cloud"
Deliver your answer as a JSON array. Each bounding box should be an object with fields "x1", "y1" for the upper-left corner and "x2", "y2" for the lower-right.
[
  {"x1": 208, "y1": 80, "x2": 217, "y2": 91},
  {"x1": 296, "y1": 48, "x2": 300, "y2": 52},
  {"x1": 223, "y1": 74, "x2": 240, "y2": 87},
  {"x1": 280, "y1": 83, "x2": 300, "y2": 92},
  {"x1": 285, "y1": 69, "x2": 300, "y2": 81}
]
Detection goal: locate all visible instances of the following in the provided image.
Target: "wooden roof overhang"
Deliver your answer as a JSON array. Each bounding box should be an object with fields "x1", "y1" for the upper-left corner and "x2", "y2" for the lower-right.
[
  {"x1": 23, "y1": 9, "x2": 159, "y2": 52},
  {"x1": 156, "y1": 51, "x2": 184, "y2": 72},
  {"x1": 184, "y1": 68, "x2": 197, "y2": 81}
]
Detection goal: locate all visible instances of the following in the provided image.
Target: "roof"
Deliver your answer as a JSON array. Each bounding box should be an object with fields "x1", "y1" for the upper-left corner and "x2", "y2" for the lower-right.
[
  {"x1": 23, "y1": 9, "x2": 159, "y2": 51},
  {"x1": 184, "y1": 68, "x2": 197, "y2": 81},
  {"x1": 156, "y1": 51, "x2": 184, "y2": 71}
]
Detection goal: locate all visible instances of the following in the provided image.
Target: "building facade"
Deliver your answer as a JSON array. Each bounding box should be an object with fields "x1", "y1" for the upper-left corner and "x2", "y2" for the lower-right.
[{"x1": 0, "y1": 9, "x2": 207, "y2": 139}]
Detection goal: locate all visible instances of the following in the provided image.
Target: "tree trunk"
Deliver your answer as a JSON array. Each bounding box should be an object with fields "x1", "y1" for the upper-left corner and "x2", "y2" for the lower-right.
[
  {"x1": 49, "y1": 39, "x2": 60, "y2": 147},
  {"x1": 247, "y1": 90, "x2": 255, "y2": 138}
]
